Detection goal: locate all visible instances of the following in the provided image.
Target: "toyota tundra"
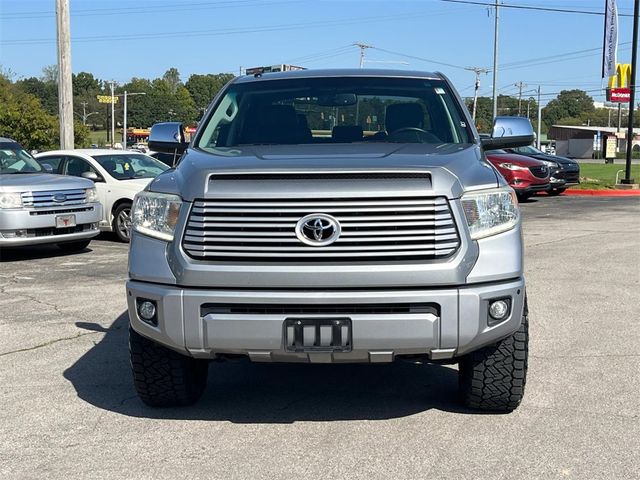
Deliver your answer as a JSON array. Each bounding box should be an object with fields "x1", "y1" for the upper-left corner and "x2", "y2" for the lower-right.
[{"x1": 127, "y1": 69, "x2": 532, "y2": 412}]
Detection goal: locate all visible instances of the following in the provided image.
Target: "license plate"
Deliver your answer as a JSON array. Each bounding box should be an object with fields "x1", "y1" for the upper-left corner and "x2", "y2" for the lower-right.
[
  {"x1": 55, "y1": 214, "x2": 76, "y2": 228},
  {"x1": 284, "y1": 318, "x2": 352, "y2": 352}
]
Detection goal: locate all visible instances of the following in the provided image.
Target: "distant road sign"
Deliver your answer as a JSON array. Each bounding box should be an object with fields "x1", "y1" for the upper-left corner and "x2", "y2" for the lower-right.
[{"x1": 97, "y1": 95, "x2": 119, "y2": 104}]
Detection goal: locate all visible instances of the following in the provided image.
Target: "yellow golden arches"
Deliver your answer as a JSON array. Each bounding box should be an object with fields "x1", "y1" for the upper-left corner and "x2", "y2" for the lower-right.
[{"x1": 608, "y1": 63, "x2": 632, "y2": 88}]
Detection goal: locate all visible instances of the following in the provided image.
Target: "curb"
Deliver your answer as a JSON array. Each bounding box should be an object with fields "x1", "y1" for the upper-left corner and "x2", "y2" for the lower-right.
[{"x1": 561, "y1": 189, "x2": 640, "y2": 197}]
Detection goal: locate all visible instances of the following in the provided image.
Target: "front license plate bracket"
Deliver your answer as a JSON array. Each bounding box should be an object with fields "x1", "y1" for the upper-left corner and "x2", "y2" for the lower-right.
[{"x1": 284, "y1": 317, "x2": 352, "y2": 353}]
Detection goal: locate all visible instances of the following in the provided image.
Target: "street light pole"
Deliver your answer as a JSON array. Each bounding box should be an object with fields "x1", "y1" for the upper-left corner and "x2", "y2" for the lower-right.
[
  {"x1": 109, "y1": 80, "x2": 116, "y2": 148},
  {"x1": 536, "y1": 85, "x2": 542, "y2": 149},
  {"x1": 491, "y1": 0, "x2": 500, "y2": 121}
]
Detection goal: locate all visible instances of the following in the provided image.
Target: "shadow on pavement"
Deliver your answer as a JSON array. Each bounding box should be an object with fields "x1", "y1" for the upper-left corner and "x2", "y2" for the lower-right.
[
  {"x1": 0, "y1": 243, "x2": 93, "y2": 262},
  {"x1": 65, "y1": 312, "x2": 481, "y2": 423}
]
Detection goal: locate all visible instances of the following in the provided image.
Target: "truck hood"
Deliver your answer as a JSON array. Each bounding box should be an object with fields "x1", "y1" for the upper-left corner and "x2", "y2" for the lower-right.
[
  {"x1": 0, "y1": 173, "x2": 94, "y2": 193},
  {"x1": 149, "y1": 143, "x2": 501, "y2": 200}
]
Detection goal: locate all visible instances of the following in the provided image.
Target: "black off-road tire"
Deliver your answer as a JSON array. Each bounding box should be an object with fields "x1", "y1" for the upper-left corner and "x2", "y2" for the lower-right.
[
  {"x1": 129, "y1": 327, "x2": 208, "y2": 407},
  {"x1": 57, "y1": 239, "x2": 91, "y2": 252},
  {"x1": 458, "y1": 298, "x2": 529, "y2": 412}
]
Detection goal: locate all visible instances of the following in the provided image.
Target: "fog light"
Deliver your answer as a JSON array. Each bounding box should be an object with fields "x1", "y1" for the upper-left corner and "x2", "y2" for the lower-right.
[
  {"x1": 489, "y1": 299, "x2": 510, "y2": 321},
  {"x1": 137, "y1": 299, "x2": 157, "y2": 324}
]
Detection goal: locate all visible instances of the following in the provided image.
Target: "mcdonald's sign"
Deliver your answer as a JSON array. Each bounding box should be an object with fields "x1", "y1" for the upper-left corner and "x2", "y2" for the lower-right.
[{"x1": 607, "y1": 63, "x2": 632, "y2": 103}]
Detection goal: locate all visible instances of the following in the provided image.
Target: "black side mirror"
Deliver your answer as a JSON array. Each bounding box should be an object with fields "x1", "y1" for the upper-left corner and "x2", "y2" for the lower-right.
[
  {"x1": 41, "y1": 163, "x2": 54, "y2": 173},
  {"x1": 148, "y1": 122, "x2": 189, "y2": 155},
  {"x1": 481, "y1": 116, "x2": 535, "y2": 150}
]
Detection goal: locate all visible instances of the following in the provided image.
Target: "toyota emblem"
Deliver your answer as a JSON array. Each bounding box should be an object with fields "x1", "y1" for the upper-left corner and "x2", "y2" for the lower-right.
[{"x1": 295, "y1": 213, "x2": 341, "y2": 246}]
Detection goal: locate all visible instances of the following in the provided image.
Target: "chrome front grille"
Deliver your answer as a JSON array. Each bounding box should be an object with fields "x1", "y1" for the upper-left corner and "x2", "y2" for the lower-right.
[
  {"x1": 183, "y1": 196, "x2": 461, "y2": 262},
  {"x1": 21, "y1": 189, "x2": 87, "y2": 208}
]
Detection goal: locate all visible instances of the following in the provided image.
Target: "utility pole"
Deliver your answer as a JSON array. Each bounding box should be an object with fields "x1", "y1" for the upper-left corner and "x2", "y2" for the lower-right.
[
  {"x1": 465, "y1": 67, "x2": 489, "y2": 121},
  {"x1": 354, "y1": 43, "x2": 373, "y2": 68},
  {"x1": 56, "y1": 0, "x2": 74, "y2": 149},
  {"x1": 109, "y1": 81, "x2": 116, "y2": 148},
  {"x1": 536, "y1": 85, "x2": 542, "y2": 149},
  {"x1": 622, "y1": 0, "x2": 639, "y2": 184},
  {"x1": 515, "y1": 81, "x2": 527, "y2": 116},
  {"x1": 491, "y1": 0, "x2": 500, "y2": 121}
]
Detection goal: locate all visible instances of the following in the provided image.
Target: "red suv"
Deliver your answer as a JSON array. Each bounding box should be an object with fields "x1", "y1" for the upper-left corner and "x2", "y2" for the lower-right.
[{"x1": 485, "y1": 150, "x2": 550, "y2": 200}]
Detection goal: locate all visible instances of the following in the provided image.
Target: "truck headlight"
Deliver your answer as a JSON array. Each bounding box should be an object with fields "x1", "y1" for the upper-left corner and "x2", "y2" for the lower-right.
[
  {"x1": 85, "y1": 187, "x2": 98, "y2": 203},
  {"x1": 131, "y1": 191, "x2": 182, "y2": 241},
  {"x1": 498, "y1": 162, "x2": 527, "y2": 171},
  {"x1": 0, "y1": 192, "x2": 23, "y2": 209},
  {"x1": 461, "y1": 188, "x2": 520, "y2": 240}
]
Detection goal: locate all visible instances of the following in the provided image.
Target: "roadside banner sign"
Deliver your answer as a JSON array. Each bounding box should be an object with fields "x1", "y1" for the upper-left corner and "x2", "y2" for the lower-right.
[
  {"x1": 605, "y1": 136, "x2": 617, "y2": 159},
  {"x1": 602, "y1": 0, "x2": 618, "y2": 78}
]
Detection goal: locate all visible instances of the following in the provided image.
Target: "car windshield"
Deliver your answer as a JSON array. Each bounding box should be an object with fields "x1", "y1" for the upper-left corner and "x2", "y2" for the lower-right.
[
  {"x1": 197, "y1": 76, "x2": 471, "y2": 150},
  {"x1": 0, "y1": 145, "x2": 43, "y2": 174},
  {"x1": 511, "y1": 145, "x2": 542, "y2": 155},
  {"x1": 92, "y1": 153, "x2": 169, "y2": 180}
]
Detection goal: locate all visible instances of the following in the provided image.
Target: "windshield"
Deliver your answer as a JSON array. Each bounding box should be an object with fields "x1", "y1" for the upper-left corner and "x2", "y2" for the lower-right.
[
  {"x1": 92, "y1": 153, "x2": 169, "y2": 179},
  {"x1": 197, "y1": 77, "x2": 471, "y2": 150},
  {"x1": 511, "y1": 145, "x2": 542, "y2": 155},
  {"x1": 0, "y1": 145, "x2": 43, "y2": 174}
]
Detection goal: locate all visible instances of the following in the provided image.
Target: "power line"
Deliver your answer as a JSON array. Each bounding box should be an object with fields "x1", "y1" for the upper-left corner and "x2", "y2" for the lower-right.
[
  {"x1": 1, "y1": 11, "x2": 433, "y2": 46},
  {"x1": 439, "y1": 0, "x2": 634, "y2": 17},
  {"x1": 369, "y1": 46, "x2": 467, "y2": 70},
  {"x1": 0, "y1": 0, "x2": 293, "y2": 20}
]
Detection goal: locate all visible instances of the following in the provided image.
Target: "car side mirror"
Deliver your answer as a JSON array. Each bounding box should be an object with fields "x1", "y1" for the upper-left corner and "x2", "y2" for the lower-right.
[
  {"x1": 81, "y1": 171, "x2": 103, "y2": 182},
  {"x1": 148, "y1": 122, "x2": 189, "y2": 155},
  {"x1": 41, "y1": 163, "x2": 54, "y2": 173},
  {"x1": 481, "y1": 116, "x2": 535, "y2": 150}
]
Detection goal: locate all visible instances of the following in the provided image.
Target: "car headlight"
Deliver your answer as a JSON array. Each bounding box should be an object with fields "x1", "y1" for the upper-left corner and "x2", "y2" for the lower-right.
[
  {"x1": 541, "y1": 160, "x2": 558, "y2": 168},
  {"x1": 498, "y1": 162, "x2": 527, "y2": 171},
  {"x1": 0, "y1": 192, "x2": 23, "y2": 209},
  {"x1": 461, "y1": 188, "x2": 520, "y2": 240},
  {"x1": 85, "y1": 187, "x2": 98, "y2": 203},
  {"x1": 131, "y1": 191, "x2": 182, "y2": 241}
]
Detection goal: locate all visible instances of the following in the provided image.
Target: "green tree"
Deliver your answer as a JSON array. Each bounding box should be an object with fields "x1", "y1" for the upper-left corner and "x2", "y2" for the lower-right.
[
  {"x1": 542, "y1": 89, "x2": 595, "y2": 129},
  {"x1": 162, "y1": 67, "x2": 182, "y2": 94},
  {"x1": 185, "y1": 73, "x2": 234, "y2": 113}
]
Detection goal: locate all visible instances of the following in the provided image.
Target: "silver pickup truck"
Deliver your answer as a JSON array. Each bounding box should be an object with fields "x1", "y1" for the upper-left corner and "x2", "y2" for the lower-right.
[
  {"x1": 0, "y1": 138, "x2": 102, "y2": 251},
  {"x1": 126, "y1": 70, "x2": 532, "y2": 412}
]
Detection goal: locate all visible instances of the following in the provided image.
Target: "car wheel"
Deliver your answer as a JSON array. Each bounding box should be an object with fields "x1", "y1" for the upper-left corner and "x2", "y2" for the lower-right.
[
  {"x1": 129, "y1": 327, "x2": 209, "y2": 407},
  {"x1": 113, "y1": 202, "x2": 132, "y2": 242},
  {"x1": 547, "y1": 188, "x2": 566, "y2": 196},
  {"x1": 458, "y1": 296, "x2": 529, "y2": 412},
  {"x1": 516, "y1": 192, "x2": 530, "y2": 201},
  {"x1": 56, "y1": 239, "x2": 91, "y2": 252}
]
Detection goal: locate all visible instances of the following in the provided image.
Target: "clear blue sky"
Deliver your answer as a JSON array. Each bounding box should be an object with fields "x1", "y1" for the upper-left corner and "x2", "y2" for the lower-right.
[{"x1": 0, "y1": 0, "x2": 636, "y2": 105}]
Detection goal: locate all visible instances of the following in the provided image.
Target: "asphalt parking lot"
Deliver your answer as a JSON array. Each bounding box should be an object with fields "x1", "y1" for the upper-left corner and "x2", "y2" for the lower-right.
[{"x1": 1, "y1": 196, "x2": 639, "y2": 480}]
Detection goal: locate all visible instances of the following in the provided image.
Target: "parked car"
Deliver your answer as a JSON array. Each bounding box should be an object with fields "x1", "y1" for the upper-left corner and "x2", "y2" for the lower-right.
[
  {"x1": 485, "y1": 149, "x2": 550, "y2": 200},
  {"x1": 126, "y1": 69, "x2": 534, "y2": 412},
  {"x1": 0, "y1": 138, "x2": 101, "y2": 251},
  {"x1": 505, "y1": 145, "x2": 579, "y2": 195},
  {"x1": 35, "y1": 150, "x2": 169, "y2": 242}
]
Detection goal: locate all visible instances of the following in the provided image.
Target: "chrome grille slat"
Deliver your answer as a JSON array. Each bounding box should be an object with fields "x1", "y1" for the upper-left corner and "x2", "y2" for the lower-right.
[
  {"x1": 183, "y1": 195, "x2": 461, "y2": 262},
  {"x1": 21, "y1": 189, "x2": 88, "y2": 208}
]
